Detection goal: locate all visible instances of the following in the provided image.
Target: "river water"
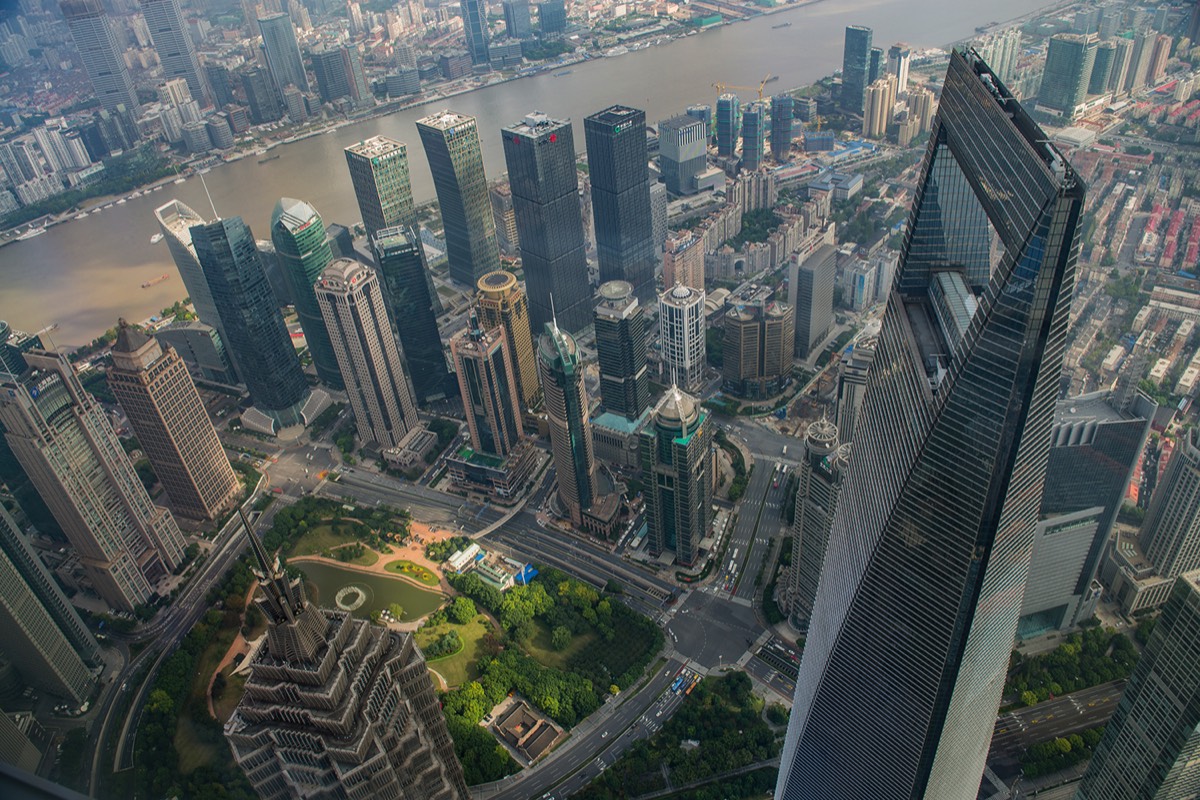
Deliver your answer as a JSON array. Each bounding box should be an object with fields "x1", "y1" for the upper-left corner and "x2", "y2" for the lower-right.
[{"x1": 1, "y1": 0, "x2": 1057, "y2": 346}]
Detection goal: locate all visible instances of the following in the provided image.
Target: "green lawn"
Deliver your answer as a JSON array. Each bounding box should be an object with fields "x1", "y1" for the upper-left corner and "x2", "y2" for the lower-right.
[
  {"x1": 212, "y1": 666, "x2": 247, "y2": 724},
  {"x1": 522, "y1": 618, "x2": 597, "y2": 671},
  {"x1": 287, "y1": 520, "x2": 371, "y2": 558},
  {"x1": 415, "y1": 614, "x2": 494, "y2": 688},
  {"x1": 332, "y1": 543, "x2": 379, "y2": 567},
  {"x1": 385, "y1": 559, "x2": 440, "y2": 586},
  {"x1": 174, "y1": 715, "x2": 220, "y2": 775}
]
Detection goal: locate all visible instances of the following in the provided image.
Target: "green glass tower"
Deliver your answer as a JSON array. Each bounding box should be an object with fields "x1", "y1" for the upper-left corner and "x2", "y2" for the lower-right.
[
  {"x1": 416, "y1": 110, "x2": 500, "y2": 287},
  {"x1": 538, "y1": 322, "x2": 595, "y2": 527},
  {"x1": 270, "y1": 198, "x2": 342, "y2": 390}
]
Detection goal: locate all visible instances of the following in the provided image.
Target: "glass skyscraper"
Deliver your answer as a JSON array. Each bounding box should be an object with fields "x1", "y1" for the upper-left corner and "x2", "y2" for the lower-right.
[
  {"x1": 584, "y1": 105, "x2": 656, "y2": 305},
  {"x1": 538, "y1": 322, "x2": 595, "y2": 527},
  {"x1": 715, "y1": 93, "x2": 740, "y2": 157},
  {"x1": 416, "y1": 110, "x2": 500, "y2": 287},
  {"x1": 777, "y1": 49, "x2": 1085, "y2": 799},
  {"x1": 142, "y1": 0, "x2": 209, "y2": 106},
  {"x1": 60, "y1": 0, "x2": 139, "y2": 113},
  {"x1": 460, "y1": 0, "x2": 490, "y2": 65},
  {"x1": 372, "y1": 226, "x2": 449, "y2": 404},
  {"x1": 191, "y1": 216, "x2": 311, "y2": 430},
  {"x1": 270, "y1": 198, "x2": 342, "y2": 389},
  {"x1": 770, "y1": 94, "x2": 794, "y2": 162},
  {"x1": 501, "y1": 112, "x2": 591, "y2": 333},
  {"x1": 840, "y1": 25, "x2": 873, "y2": 114},
  {"x1": 741, "y1": 102, "x2": 766, "y2": 171},
  {"x1": 344, "y1": 136, "x2": 416, "y2": 241},
  {"x1": 257, "y1": 12, "x2": 309, "y2": 92}
]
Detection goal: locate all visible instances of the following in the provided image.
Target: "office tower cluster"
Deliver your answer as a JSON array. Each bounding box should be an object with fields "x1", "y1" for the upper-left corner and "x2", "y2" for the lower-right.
[
  {"x1": 225, "y1": 516, "x2": 469, "y2": 800},
  {"x1": 778, "y1": 49, "x2": 1084, "y2": 798},
  {"x1": 0, "y1": 351, "x2": 188, "y2": 612}
]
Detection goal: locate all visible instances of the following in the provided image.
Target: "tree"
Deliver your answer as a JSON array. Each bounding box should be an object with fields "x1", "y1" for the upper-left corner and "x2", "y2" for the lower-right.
[
  {"x1": 449, "y1": 596, "x2": 477, "y2": 624},
  {"x1": 609, "y1": 684, "x2": 620, "y2": 696},
  {"x1": 551, "y1": 625, "x2": 571, "y2": 651},
  {"x1": 146, "y1": 689, "x2": 174, "y2": 715},
  {"x1": 1021, "y1": 690, "x2": 1038, "y2": 707},
  {"x1": 388, "y1": 603, "x2": 404, "y2": 619}
]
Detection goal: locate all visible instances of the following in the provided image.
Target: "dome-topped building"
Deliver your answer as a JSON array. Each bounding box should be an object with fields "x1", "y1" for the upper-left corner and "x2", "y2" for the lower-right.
[{"x1": 641, "y1": 384, "x2": 712, "y2": 567}]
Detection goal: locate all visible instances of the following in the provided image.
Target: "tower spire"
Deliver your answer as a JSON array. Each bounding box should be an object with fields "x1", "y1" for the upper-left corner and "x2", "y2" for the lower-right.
[
  {"x1": 550, "y1": 293, "x2": 559, "y2": 336},
  {"x1": 239, "y1": 506, "x2": 302, "y2": 622}
]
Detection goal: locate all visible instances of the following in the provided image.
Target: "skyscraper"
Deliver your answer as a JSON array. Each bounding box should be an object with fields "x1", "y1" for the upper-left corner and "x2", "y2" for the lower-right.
[
  {"x1": 192, "y1": 216, "x2": 313, "y2": 431},
  {"x1": 788, "y1": 418, "x2": 847, "y2": 630},
  {"x1": 107, "y1": 321, "x2": 241, "y2": 522},
  {"x1": 270, "y1": 198, "x2": 341, "y2": 389},
  {"x1": 345, "y1": 136, "x2": 416, "y2": 241},
  {"x1": 1089, "y1": 40, "x2": 1117, "y2": 95},
  {"x1": 501, "y1": 112, "x2": 591, "y2": 333},
  {"x1": 460, "y1": 0, "x2": 490, "y2": 65},
  {"x1": 503, "y1": 0, "x2": 531, "y2": 39},
  {"x1": 722, "y1": 285, "x2": 794, "y2": 400},
  {"x1": 154, "y1": 199, "x2": 240, "y2": 383},
  {"x1": 585, "y1": 105, "x2": 656, "y2": 304},
  {"x1": 538, "y1": 0, "x2": 566, "y2": 35},
  {"x1": 715, "y1": 93, "x2": 741, "y2": 157},
  {"x1": 0, "y1": 350, "x2": 187, "y2": 611},
  {"x1": 594, "y1": 280, "x2": 650, "y2": 421},
  {"x1": 776, "y1": 49, "x2": 1084, "y2": 799},
  {"x1": 1075, "y1": 571, "x2": 1200, "y2": 800},
  {"x1": 841, "y1": 25, "x2": 873, "y2": 114},
  {"x1": 658, "y1": 284, "x2": 706, "y2": 392},
  {"x1": 225, "y1": 512, "x2": 469, "y2": 800},
  {"x1": 887, "y1": 43, "x2": 911, "y2": 94},
  {"x1": 863, "y1": 76, "x2": 895, "y2": 139},
  {"x1": 770, "y1": 94, "x2": 794, "y2": 162},
  {"x1": 0, "y1": 504, "x2": 99, "y2": 703},
  {"x1": 257, "y1": 12, "x2": 309, "y2": 92},
  {"x1": 538, "y1": 322, "x2": 595, "y2": 527},
  {"x1": 869, "y1": 46, "x2": 884, "y2": 84},
  {"x1": 741, "y1": 102, "x2": 766, "y2": 170},
  {"x1": 417, "y1": 110, "x2": 500, "y2": 287},
  {"x1": 311, "y1": 44, "x2": 370, "y2": 106},
  {"x1": 791, "y1": 244, "x2": 836, "y2": 358},
  {"x1": 314, "y1": 259, "x2": 419, "y2": 449},
  {"x1": 1037, "y1": 33, "x2": 1098, "y2": 117},
  {"x1": 452, "y1": 310, "x2": 523, "y2": 458},
  {"x1": 476, "y1": 270, "x2": 540, "y2": 410},
  {"x1": 240, "y1": 66, "x2": 283, "y2": 124},
  {"x1": 372, "y1": 226, "x2": 449, "y2": 404},
  {"x1": 61, "y1": 0, "x2": 139, "y2": 113},
  {"x1": 662, "y1": 232, "x2": 704, "y2": 291},
  {"x1": 1018, "y1": 391, "x2": 1154, "y2": 638},
  {"x1": 642, "y1": 386, "x2": 711, "y2": 567},
  {"x1": 658, "y1": 114, "x2": 707, "y2": 195},
  {"x1": 142, "y1": 0, "x2": 209, "y2": 106}
]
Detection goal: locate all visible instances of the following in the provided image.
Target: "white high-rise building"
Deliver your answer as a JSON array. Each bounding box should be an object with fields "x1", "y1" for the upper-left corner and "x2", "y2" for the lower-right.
[{"x1": 658, "y1": 284, "x2": 706, "y2": 393}]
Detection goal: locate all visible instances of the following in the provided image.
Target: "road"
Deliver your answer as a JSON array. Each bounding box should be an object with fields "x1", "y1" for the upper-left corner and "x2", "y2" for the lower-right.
[
  {"x1": 472, "y1": 657, "x2": 689, "y2": 800},
  {"x1": 319, "y1": 466, "x2": 505, "y2": 530},
  {"x1": 991, "y1": 680, "x2": 1126, "y2": 757}
]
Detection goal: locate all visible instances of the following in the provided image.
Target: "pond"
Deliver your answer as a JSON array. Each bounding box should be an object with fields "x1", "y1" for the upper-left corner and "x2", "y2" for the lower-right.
[{"x1": 291, "y1": 559, "x2": 446, "y2": 622}]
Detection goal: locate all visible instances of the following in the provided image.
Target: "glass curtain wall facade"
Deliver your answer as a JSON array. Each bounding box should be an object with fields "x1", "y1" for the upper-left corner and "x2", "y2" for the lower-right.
[
  {"x1": 777, "y1": 49, "x2": 1085, "y2": 800},
  {"x1": 501, "y1": 113, "x2": 591, "y2": 333}
]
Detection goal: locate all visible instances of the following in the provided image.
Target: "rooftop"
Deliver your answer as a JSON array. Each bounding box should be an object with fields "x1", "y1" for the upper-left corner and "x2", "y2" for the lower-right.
[
  {"x1": 417, "y1": 110, "x2": 476, "y2": 131},
  {"x1": 345, "y1": 136, "x2": 406, "y2": 158},
  {"x1": 505, "y1": 111, "x2": 569, "y2": 136},
  {"x1": 587, "y1": 104, "x2": 642, "y2": 127}
]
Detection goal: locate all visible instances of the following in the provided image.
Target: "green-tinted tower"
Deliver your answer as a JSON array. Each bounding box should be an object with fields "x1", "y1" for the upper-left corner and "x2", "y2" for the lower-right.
[
  {"x1": 640, "y1": 387, "x2": 711, "y2": 567},
  {"x1": 270, "y1": 198, "x2": 342, "y2": 389}
]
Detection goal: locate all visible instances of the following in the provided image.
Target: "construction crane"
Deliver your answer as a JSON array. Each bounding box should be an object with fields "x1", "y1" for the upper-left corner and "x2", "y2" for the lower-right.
[{"x1": 711, "y1": 74, "x2": 775, "y2": 101}]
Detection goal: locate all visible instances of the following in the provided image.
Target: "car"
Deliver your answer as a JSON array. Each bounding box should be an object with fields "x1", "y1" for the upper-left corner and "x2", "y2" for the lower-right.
[
  {"x1": 601, "y1": 731, "x2": 608, "y2": 738},
  {"x1": 656, "y1": 710, "x2": 663, "y2": 717}
]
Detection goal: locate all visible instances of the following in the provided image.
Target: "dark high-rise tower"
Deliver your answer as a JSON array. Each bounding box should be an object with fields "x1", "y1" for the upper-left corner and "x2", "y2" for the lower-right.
[
  {"x1": 417, "y1": 110, "x2": 500, "y2": 287},
  {"x1": 503, "y1": 0, "x2": 532, "y2": 38},
  {"x1": 191, "y1": 216, "x2": 312, "y2": 431},
  {"x1": 715, "y1": 93, "x2": 740, "y2": 157},
  {"x1": 585, "y1": 105, "x2": 655, "y2": 304},
  {"x1": 257, "y1": 12, "x2": 309, "y2": 92},
  {"x1": 240, "y1": 66, "x2": 283, "y2": 124},
  {"x1": 538, "y1": 322, "x2": 595, "y2": 527},
  {"x1": 741, "y1": 102, "x2": 766, "y2": 170},
  {"x1": 452, "y1": 310, "x2": 523, "y2": 458},
  {"x1": 594, "y1": 280, "x2": 649, "y2": 421},
  {"x1": 641, "y1": 387, "x2": 711, "y2": 567},
  {"x1": 770, "y1": 94, "x2": 794, "y2": 161},
  {"x1": 502, "y1": 112, "x2": 591, "y2": 333},
  {"x1": 789, "y1": 418, "x2": 847, "y2": 630},
  {"x1": 460, "y1": 0, "x2": 490, "y2": 65},
  {"x1": 225, "y1": 511, "x2": 469, "y2": 800},
  {"x1": 61, "y1": 0, "x2": 139, "y2": 113},
  {"x1": 345, "y1": 136, "x2": 416, "y2": 241},
  {"x1": 372, "y1": 226, "x2": 449, "y2": 404},
  {"x1": 777, "y1": 49, "x2": 1084, "y2": 799},
  {"x1": 270, "y1": 198, "x2": 342, "y2": 389},
  {"x1": 1075, "y1": 571, "x2": 1200, "y2": 800},
  {"x1": 142, "y1": 0, "x2": 210, "y2": 105},
  {"x1": 840, "y1": 25, "x2": 873, "y2": 114}
]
